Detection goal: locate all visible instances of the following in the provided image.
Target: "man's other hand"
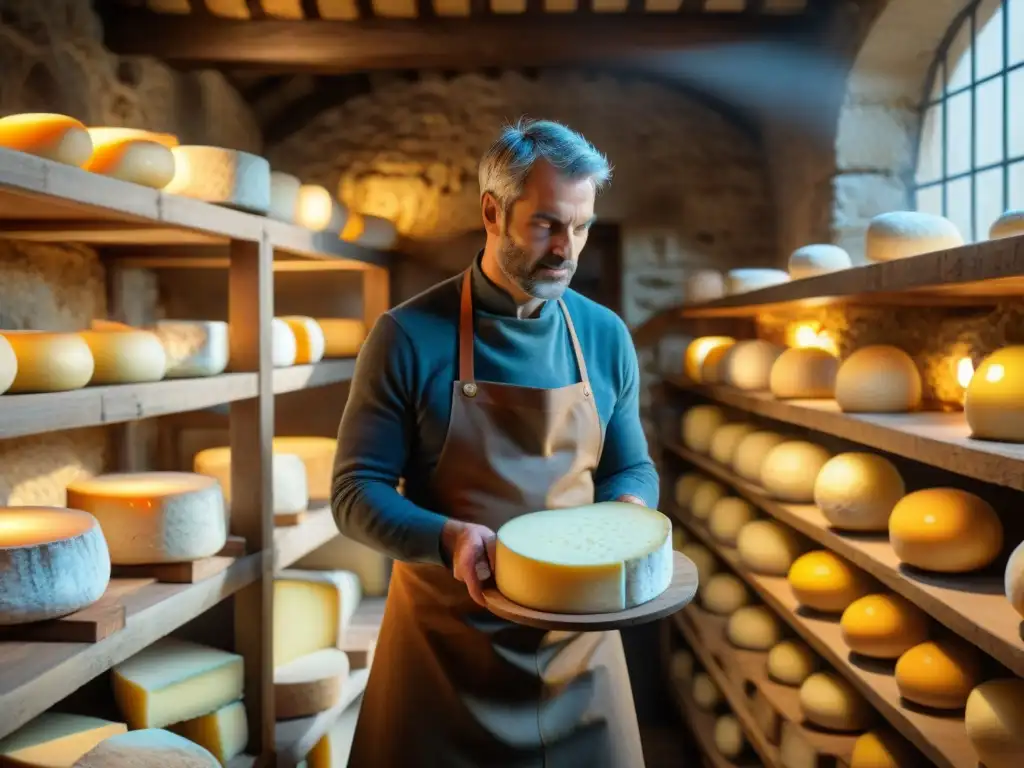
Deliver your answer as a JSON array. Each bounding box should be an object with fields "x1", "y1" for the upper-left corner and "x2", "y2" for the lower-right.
[{"x1": 441, "y1": 520, "x2": 497, "y2": 607}]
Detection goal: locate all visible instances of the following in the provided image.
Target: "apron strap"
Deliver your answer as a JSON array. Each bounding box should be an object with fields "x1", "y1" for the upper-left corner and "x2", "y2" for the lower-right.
[{"x1": 557, "y1": 299, "x2": 591, "y2": 386}]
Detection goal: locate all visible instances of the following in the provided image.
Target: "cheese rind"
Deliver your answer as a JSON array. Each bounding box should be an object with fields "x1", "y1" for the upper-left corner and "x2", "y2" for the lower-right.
[
  {"x1": 708, "y1": 497, "x2": 757, "y2": 545},
  {"x1": 709, "y1": 423, "x2": 757, "y2": 465},
  {"x1": 788, "y1": 244, "x2": 852, "y2": 279},
  {"x1": 0, "y1": 332, "x2": 94, "y2": 393},
  {"x1": 989, "y1": 210, "x2": 1024, "y2": 240},
  {"x1": 759, "y1": 441, "x2": 831, "y2": 503},
  {"x1": 274, "y1": 569, "x2": 362, "y2": 667},
  {"x1": 153, "y1": 321, "x2": 229, "y2": 378},
  {"x1": 72, "y1": 728, "x2": 220, "y2": 767},
  {"x1": 692, "y1": 673, "x2": 722, "y2": 710},
  {"x1": 269, "y1": 170, "x2": 302, "y2": 222},
  {"x1": 769, "y1": 347, "x2": 838, "y2": 399},
  {"x1": 799, "y1": 672, "x2": 874, "y2": 732},
  {"x1": 788, "y1": 550, "x2": 872, "y2": 613},
  {"x1": 78, "y1": 330, "x2": 167, "y2": 385},
  {"x1": 272, "y1": 318, "x2": 298, "y2": 367},
  {"x1": 894, "y1": 639, "x2": 980, "y2": 709},
  {"x1": 850, "y1": 729, "x2": 920, "y2": 768},
  {"x1": 83, "y1": 135, "x2": 176, "y2": 189},
  {"x1": 0, "y1": 713, "x2": 126, "y2": 767},
  {"x1": 814, "y1": 453, "x2": 904, "y2": 532},
  {"x1": 170, "y1": 701, "x2": 248, "y2": 765},
  {"x1": 737, "y1": 519, "x2": 804, "y2": 576},
  {"x1": 965, "y1": 678, "x2": 1024, "y2": 768},
  {"x1": 714, "y1": 715, "x2": 746, "y2": 759},
  {"x1": 316, "y1": 318, "x2": 367, "y2": 358},
  {"x1": 866, "y1": 211, "x2": 963, "y2": 262},
  {"x1": 700, "y1": 573, "x2": 749, "y2": 615},
  {"x1": 689, "y1": 480, "x2": 727, "y2": 520},
  {"x1": 494, "y1": 502, "x2": 673, "y2": 614},
  {"x1": 278, "y1": 317, "x2": 326, "y2": 365},
  {"x1": 965, "y1": 346, "x2": 1024, "y2": 441},
  {"x1": 164, "y1": 145, "x2": 271, "y2": 214},
  {"x1": 684, "y1": 337, "x2": 735, "y2": 382},
  {"x1": 0, "y1": 114, "x2": 92, "y2": 165},
  {"x1": 271, "y1": 437, "x2": 337, "y2": 500},
  {"x1": 194, "y1": 447, "x2": 309, "y2": 517},
  {"x1": 835, "y1": 346, "x2": 922, "y2": 413},
  {"x1": 840, "y1": 593, "x2": 929, "y2": 659},
  {"x1": 274, "y1": 648, "x2": 351, "y2": 719},
  {"x1": 673, "y1": 472, "x2": 705, "y2": 510}
]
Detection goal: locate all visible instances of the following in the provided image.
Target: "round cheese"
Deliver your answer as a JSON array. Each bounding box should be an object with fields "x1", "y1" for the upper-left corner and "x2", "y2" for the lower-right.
[
  {"x1": 690, "y1": 480, "x2": 728, "y2": 521},
  {"x1": 0, "y1": 113, "x2": 92, "y2": 165},
  {"x1": 193, "y1": 447, "x2": 309, "y2": 516},
  {"x1": 0, "y1": 507, "x2": 110, "y2": 625},
  {"x1": 73, "y1": 728, "x2": 221, "y2": 767},
  {"x1": 714, "y1": 714, "x2": 746, "y2": 759},
  {"x1": 788, "y1": 550, "x2": 872, "y2": 613},
  {"x1": 989, "y1": 210, "x2": 1024, "y2": 240},
  {"x1": 65, "y1": 472, "x2": 227, "y2": 565},
  {"x1": 0, "y1": 335, "x2": 16, "y2": 394},
  {"x1": 680, "y1": 543, "x2": 718, "y2": 583},
  {"x1": 670, "y1": 649, "x2": 695, "y2": 685},
  {"x1": 850, "y1": 729, "x2": 920, "y2": 768},
  {"x1": 272, "y1": 318, "x2": 299, "y2": 367},
  {"x1": 759, "y1": 441, "x2": 831, "y2": 502},
  {"x1": 316, "y1": 318, "x2": 367, "y2": 358},
  {"x1": 700, "y1": 572, "x2": 749, "y2": 615},
  {"x1": 726, "y1": 268, "x2": 791, "y2": 295},
  {"x1": 674, "y1": 472, "x2": 705, "y2": 510},
  {"x1": 814, "y1": 453, "x2": 905, "y2": 532},
  {"x1": 684, "y1": 336, "x2": 735, "y2": 382},
  {"x1": 693, "y1": 672, "x2": 722, "y2": 710},
  {"x1": 888, "y1": 488, "x2": 1003, "y2": 573},
  {"x1": 727, "y1": 605, "x2": 782, "y2": 650},
  {"x1": 272, "y1": 436, "x2": 337, "y2": 500},
  {"x1": 866, "y1": 211, "x2": 963, "y2": 262},
  {"x1": 165, "y1": 145, "x2": 272, "y2": 214},
  {"x1": 153, "y1": 320, "x2": 229, "y2": 378},
  {"x1": 965, "y1": 678, "x2": 1024, "y2": 768},
  {"x1": 965, "y1": 346, "x2": 1024, "y2": 441},
  {"x1": 767, "y1": 640, "x2": 818, "y2": 686},
  {"x1": 274, "y1": 647, "x2": 351, "y2": 719},
  {"x1": 278, "y1": 316, "x2": 326, "y2": 365},
  {"x1": 341, "y1": 212, "x2": 399, "y2": 249},
  {"x1": 737, "y1": 519, "x2": 804, "y2": 576},
  {"x1": 708, "y1": 497, "x2": 757, "y2": 545},
  {"x1": 681, "y1": 405, "x2": 727, "y2": 453},
  {"x1": 296, "y1": 184, "x2": 349, "y2": 233},
  {"x1": 683, "y1": 270, "x2": 726, "y2": 304},
  {"x1": 0, "y1": 331, "x2": 94, "y2": 393},
  {"x1": 769, "y1": 347, "x2": 839, "y2": 399},
  {"x1": 732, "y1": 430, "x2": 787, "y2": 482},
  {"x1": 270, "y1": 170, "x2": 302, "y2": 222},
  {"x1": 724, "y1": 340, "x2": 784, "y2": 391},
  {"x1": 894, "y1": 638, "x2": 980, "y2": 709},
  {"x1": 701, "y1": 344, "x2": 733, "y2": 384},
  {"x1": 799, "y1": 672, "x2": 874, "y2": 732},
  {"x1": 494, "y1": 502, "x2": 673, "y2": 614},
  {"x1": 788, "y1": 244, "x2": 852, "y2": 279},
  {"x1": 1005, "y1": 539, "x2": 1024, "y2": 619},
  {"x1": 78, "y1": 329, "x2": 167, "y2": 385},
  {"x1": 84, "y1": 131, "x2": 176, "y2": 189},
  {"x1": 835, "y1": 346, "x2": 922, "y2": 413},
  {"x1": 709, "y1": 423, "x2": 758, "y2": 465},
  {"x1": 840, "y1": 594, "x2": 929, "y2": 659}
]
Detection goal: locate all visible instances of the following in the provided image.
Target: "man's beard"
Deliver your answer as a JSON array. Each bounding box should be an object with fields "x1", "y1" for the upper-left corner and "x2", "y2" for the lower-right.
[{"x1": 498, "y1": 238, "x2": 576, "y2": 301}]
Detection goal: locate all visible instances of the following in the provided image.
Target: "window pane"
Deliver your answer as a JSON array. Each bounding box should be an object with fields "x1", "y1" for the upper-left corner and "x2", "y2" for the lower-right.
[
  {"x1": 976, "y1": 76, "x2": 1005, "y2": 167},
  {"x1": 1011, "y1": 160, "x2": 1024, "y2": 208},
  {"x1": 1011, "y1": 0, "x2": 1024, "y2": 66},
  {"x1": 946, "y1": 90, "x2": 972, "y2": 176},
  {"x1": 1010, "y1": 66, "x2": 1024, "y2": 157},
  {"x1": 946, "y1": 176, "x2": 973, "y2": 240},
  {"x1": 946, "y1": 19, "x2": 973, "y2": 92},
  {"x1": 916, "y1": 184, "x2": 944, "y2": 217},
  {"x1": 976, "y1": 167, "x2": 1005, "y2": 240},
  {"x1": 917, "y1": 104, "x2": 944, "y2": 184},
  {"x1": 976, "y1": 0, "x2": 1006, "y2": 80}
]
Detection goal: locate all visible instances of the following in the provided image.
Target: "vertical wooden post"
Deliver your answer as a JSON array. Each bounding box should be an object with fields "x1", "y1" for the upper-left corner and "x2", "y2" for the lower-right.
[
  {"x1": 227, "y1": 235, "x2": 276, "y2": 763},
  {"x1": 362, "y1": 266, "x2": 390, "y2": 331}
]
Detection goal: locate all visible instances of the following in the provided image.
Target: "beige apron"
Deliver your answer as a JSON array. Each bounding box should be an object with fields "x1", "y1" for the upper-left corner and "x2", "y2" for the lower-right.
[{"x1": 348, "y1": 270, "x2": 646, "y2": 768}]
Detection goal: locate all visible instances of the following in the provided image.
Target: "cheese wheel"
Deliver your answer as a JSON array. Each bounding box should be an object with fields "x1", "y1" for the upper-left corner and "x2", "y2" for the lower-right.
[
  {"x1": 494, "y1": 502, "x2": 673, "y2": 613},
  {"x1": 895, "y1": 638, "x2": 981, "y2": 709},
  {"x1": 690, "y1": 480, "x2": 727, "y2": 520},
  {"x1": 724, "y1": 340, "x2": 784, "y2": 391},
  {"x1": 989, "y1": 209, "x2": 1024, "y2": 240},
  {"x1": 83, "y1": 131, "x2": 176, "y2": 189},
  {"x1": 888, "y1": 488, "x2": 1002, "y2": 573},
  {"x1": 769, "y1": 347, "x2": 838, "y2": 399},
  {"x1": 0, "y1": 331, "x2": 94, "y2": 393},
  {"x1": 866, "y1": 211, "x2": 963, "y2": 262},
  {"x1": 0, "y1": 334, "x2": 17, "y2": 394},
  {"x1": 965, "y1": 346, "x2": 1024, "y2": 441},
  {"x1": 164, "y1": 146, "x2": 272, "y2": 214},
  {"x1": 1005, "y1": 539, "x2": 1024, "y2": 618},
  {"x1": 274, "y1": 569, "x2": 361, "y2": 666},
  {"x1": 683, "y1": 270, "x2": 726, "y2": 304},
  {"x1": 788, "y1": 244, "x2": 852, "y2": 279},
  {"x1": 850, "y1": 729, "x2": 920, "y2": 768},
  {"x1": 726, "y1": 268, "x2": 791, "y2": 295},
  {"x1": 296, "y1": 184, "x2": 349, "y2": 233},
  {"x1": 684, "y1": 336, "x2": 735, "y2": 382},
  {"x1": 269, "y1": 170, "x2": 301, "y2": 222},
  {"x1": 965, "y1": 678, "x2": 1024, "y2": 768},
  {"x1": 679, "y1": 543, "x2": 718, "y2": 584},
  {"x1": 0, "y1": 113, "x2": 92, "y2": 165},
  {"x1": 732, "y1": 430, "x2": 787, "y2": 481},
  {"x1": 788, "y1": 550, "x2": 872, "y2": 613},
  {"x1": 692, "y1": 672, "x2": 722, "y2": 710},
  {"x1": 670, "y1": 649, "x2": 695, "y2": 685},
  {"x1": 169, "y1": 701, "x2": 248, "y2": 766},
  {"x1": 727, "y1": 605, "x2": 782, "y2": 650},
  {"x1": 714, "y1": 714, "x2": 746, "y2": 759},
  {"x1": 767, "y1": 640, "x2": 818, "y2": 686},
  {"x1": 701, "y1": 343, "x2": 733, "y2": 384},
  {"x1": 274, "y1": 647, "x2": 351, "y2": 719},
  {"x1": 709, "y1": 423, "x2": 757, "y2": 465},
  {"x1": 153, "y1": 320, "x2": 229, "y2": 378},
  {"x1": 65, "y1": 472, "x2": 227, "y2": 565},
  {"x1": 840, "y1": 594, "x2": 930, "y2": 659},
  {"x1": 272, "y1": 436, "x2": 337, "y2": 500},
  {"x1": 681, "y1": 405, "x2": 727, "y2": 453},
  {"x1": 708, "y1": 497, "x2": 757, "y2": 545},
  {"x1": 700, "y1": 572, "x2": 749, "y2": 615},
  {"x1": 277, "y1": 316, "x2": 326, "y2": 364},
  {"x1": 759, "y1": 441, "x2": 831, "y2": 502},
  {"x1": 737, "y1": 519, "x2": 804, "y2": 576},
  {"x1": 272, "y1": 317, "x2": 298, "y2": 367},
  {"x1": 0, "y1": 713, "x2": 127, "y2": 766},
  {"x1": 814, "y1": 453, "x2": 905, "y2": 532},
  {"x1": 194, "y1": 446, "x2": 309, "y2": 517},
  {"x1": 835, "y1": 345, "x2": 922, "y2": 413},
  {"x1": 799, "y1": 672, "x2": 874, "y2": 732},
  {"x1": 73, "y1": 728, "x2": 220, "y2": 767},
  {"x1": 78, "y1": 329, "x2": 167, "y2": 385},
  {"x1": 316, "y1": 318, "x2": 367, "y2": 358},
  {"x1": 674, "y1": 472, "x2": 705, "y2": 510}
]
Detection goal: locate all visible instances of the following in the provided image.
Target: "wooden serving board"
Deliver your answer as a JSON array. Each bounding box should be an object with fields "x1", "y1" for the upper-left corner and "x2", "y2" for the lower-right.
[
  {"x1": 483, "y1": 551, "x2": 698, "y2": 632},
  {"x1": 112, "y1": 555, "x2": 235, "y2": 584}
]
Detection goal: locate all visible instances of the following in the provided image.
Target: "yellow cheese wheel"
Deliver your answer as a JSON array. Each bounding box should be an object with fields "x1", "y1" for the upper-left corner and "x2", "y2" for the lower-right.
[
  {"x1": 888, "y1": 488, "x2": 1003, "y2": 573},
  {"x1": 769, "y1": 347, "x2": 839, "y2": 399},
  {"x1": 708, "y1": 497, "x2": 757, "y2": 546},
  {"x1": 965, "y1": 678, "x2": 1024, "y2": 768},
  {"x1": 84, "y1": 129, "x2": 177, "y2": 188},
  {"x1": 0, "y1": 331, "x2": 94, "y2": 393},
  {"x1": 713, "y1": 714, "x2": 746, "y2": 759},
  {"x1": 767, "y1": 640, "x2": 818, "y2": 686},
  {"x1": 680, "y1": 543, "x2": 718, "y2": 584},
  {"x1": 684, "y1": 336, "x2": 735, "y2": 382},
  {"x1": 965, "y1": 346, "x2": 1024, "y2": 441},
  {"x1": 850, "y1": 729, "x2": 920, "y2": 768},
  {"x1": 693, "y1": 672, "x2": 722, "y2": 710},
  {"x1": 673, "y1": 472, "x2": 705, "y2": 510},
  {"x1": 732, "y1": 430, "x2": 787, "y2": 482},
  {"x1": 759, "y1": 441, "x2": 831, "y2": 502},
  {"x1": 78, "y1": 330, "x2": 167, "y2": 385},
  {"x1": 788, "y1": 551, "x2": 872, "y2": 613},
  {"x1": 894, "y1": 638, "x2": 981, "y2": 709},
  {"x1": 0, "y1": 335, "x2": 16, "y2": 395},
  {"x1": 315, "y1": 318, "x2": 367, "y2": 358},
  {"x1": 278, "y1": 317, "x2": 326, "y2": 365},
  {"x1": 813, "y1": 453, "x2": 905, "y2": 532},
  {"x1": 835, "y1": 346, "x2": 922, "y2": 413},
  {"x1": 690, "y1": 480, "x2": 728, "y2": 520},
  {"x1": 799, "y1": 672, "x2": 874, "y2": 732},
  {"x1": 681, "y1": 405, "x2": 727, "y2": 453},
  {"x1": 724, "y1": 340, "x2": 784, "y2": 391},
  {"x1": 701, "y1": 343, "x2": 733, "y2": 384},
  {"x1": 709, "y1": 423, "x2": 758, "y2": 465},
  {"x1": 700, "y1": 572, "x2": 749, "y2": 615},
  {"x1": 727, "y1": 605, "x2": 782, "y2": 650},
  {"x1": 737, "y1": 519, "x2": 804, "y2": 576},
  {"x1": 1005, "y1": 539, "x2": 1024, "y2": 618},
  {"x1": 0, "y1": 113, "x2": 92, "y2": 165},
  {"x1": 840, "y1": 594, "x2": 930, "y2": 659}
]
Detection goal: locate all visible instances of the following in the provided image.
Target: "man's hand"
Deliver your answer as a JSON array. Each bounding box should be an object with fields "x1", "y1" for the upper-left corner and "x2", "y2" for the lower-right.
[
  {"x1": 441, "y1": 520, "x2": 497, "y2": 607},
  {"x1": 617, "y1": 494, "x2": 646, "y2": 507}
]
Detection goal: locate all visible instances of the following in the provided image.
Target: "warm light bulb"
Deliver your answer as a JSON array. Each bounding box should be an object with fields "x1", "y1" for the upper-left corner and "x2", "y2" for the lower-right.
[
  {"x1": 957, "y1": 357, "x2": 975, "y2": 388},
  {"x1": 985, "y1": 363, "x2": 1005, "y2": 384},
  {"x1": 296, "y1": 185, "x2": 335, "y2": 231},
  {"x1": 788, "y1": 321, "x2": 838, "y2": 356}
]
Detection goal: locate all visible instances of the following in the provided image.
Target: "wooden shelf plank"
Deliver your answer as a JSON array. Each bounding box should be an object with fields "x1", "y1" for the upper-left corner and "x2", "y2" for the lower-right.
[
  {"x1": 272, "y1": 359, "x2": 356, "y2": 395},
  {"x1": 273, "y1": 505, "x2": 340, "y2": 571},
  {"x1": 0, "y1": 552, "x2": 264, "y2": 739},
  {"x1": 275, "y1": 668, "x2": 369, "y2": 768}
]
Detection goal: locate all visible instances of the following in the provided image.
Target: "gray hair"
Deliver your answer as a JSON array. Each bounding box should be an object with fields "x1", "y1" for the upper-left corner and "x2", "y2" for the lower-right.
[{"x1": 478, "y1": 118, "x2": 612, "y2": 210}]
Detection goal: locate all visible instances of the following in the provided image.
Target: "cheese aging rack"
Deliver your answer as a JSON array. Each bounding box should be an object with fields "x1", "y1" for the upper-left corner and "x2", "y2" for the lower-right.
[{"x1": 0, "y1": 146, "x2": 387, "y2": 767}]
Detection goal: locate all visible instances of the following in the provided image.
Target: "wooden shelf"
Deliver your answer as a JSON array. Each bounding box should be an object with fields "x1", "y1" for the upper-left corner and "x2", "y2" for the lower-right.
[
  {"x1": 273, "y1": 504, "x2": 340, "y2": 571},
  {"x1": 0, "y1": 552, "x2": 264, "y2": 739},
  {"x1": 275, "y1": 667, "x2": 370, "y2": 768},
  {"x1": 272, "y1": 359, "x2": 356, "y2": 395}
]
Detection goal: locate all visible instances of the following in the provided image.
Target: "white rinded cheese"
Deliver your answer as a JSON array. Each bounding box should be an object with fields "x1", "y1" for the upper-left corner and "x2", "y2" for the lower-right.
[
  {"x1": 84, "y1": 129, "x2": 177, "y2": 189},
  {"x1": 153, "y1": 321, "x2": 229, "y2": 378},
  {"x1": 835, "y1": 346, "x2": 922, "y2": 413},
  {"x1": 340, "y1": 212, "x2": 398, "y2": 249},
  {"x1": 193, "y1": 446, "x2": 309, "y2": 517},
  {"x1": 297, "y1": 536, "x2": 393, "y2": 597},
  {"x1": 164, "y1": 145, "x2": 272, "y2": 214},
  {"x1": 767, "y1": 640, "x2": 818, "y2": 686},
  {"x1": 112, "y1": 638, "x2": 244, "y2": 729},
  {"x1": 0, "y1": 334, "x2": 16, "y2": 394},
  {"x1": 274, "y1": 648, "x2": 351, "y2": 719},
  {"x1": 866, "y1": 211, "x2": 963, "y2": 262},
  {"x1": 272, "y1": 437, "x2": 337, "y2": 500},
  {"x1": 65, "y1": 472, "x2": 227, "y2": 566},
  {"x1": 759, "y1": 441, "x2": 832, "y2": 503},
  {"x1": 965, "y1": 679, "x2": 1024, "y2": 768},
  {"x1": 296, "y1": 184, "x2": 349, "y2": 233},
  {"x1": 692, "y1": 673, "x2": 722, "y2": 710},
  {"x1": 0, "y1": 113, "x2": 92, "y2": 166},
  {"x1": 272, "y1": 318, "x2": 299, "y2": 367},
  {"x1": 274, "y1": 569, "x2": 362, "y2": 667},
  {"x1": 724, "y1": 339, "x2": 784, "y2": 391},
  {"x1": 989, "y1": 210, "x2": 1024, "y2": 240},
  {"x1": 494, "y1": 502, "x2": 673, "y2": 614},
  {"x1": 799, "y1": 672, "x2": 875, "y2": 732},
  {"x1": 681, "y1": 405, "x2": 727, "y2": 454},
  {"x1": 788, "y1": 244, "x2": 852, "y2": 279},
  {"x1": 683, "y1": 269, "x2": 725, "y2": 304},
  {"x1": 769, "y1": 347, "x2": 838, "y2": 399},
  {"x1": 714, "y1": 715, "x2": 746, "y2": 759},
  {"x1": 278, "y1": 317, "x2": 326, "y2": 365},
  {"x1": 0, "y1": 713, "x2": 126, "y2": 766},
  {"x1": 0, "y1": 507, "x2": 110, "y2": 625},
  {"x1": 170, "y1": 701, "x2": 248, "y2": 765},
  {"x1": 726, "y1": 268, "x2": 790, "y2": 295},
  {"x1": 814, "y1": 453, "x2": 905, "y2": 532},
  {"x1": 78, "y1": 329, "x2": 167, "y2": 385},
  {"x1": 316, "y1": 318, "x2": 367, "y2": 358},
  {"x1": 0, "y1": 331, "x2": 94, "y2": 393},
  {"x1": 270, "y1": 170, "x2": 302, "y2": 222},
  {"x1": 72, "y1": 728, "x2": 220, "y2": 767}
]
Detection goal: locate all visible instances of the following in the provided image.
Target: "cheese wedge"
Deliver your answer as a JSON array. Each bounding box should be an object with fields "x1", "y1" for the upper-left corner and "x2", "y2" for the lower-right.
[
  {"x1": 72, "y1": 729, "x2": 220, "y2": 767},
  {"x1": 274, "y1": 570, "x2": 362, "y2": 667},
  {"x1": 277, "y1": 317, "x2": 326, "y2": 365},
  {"x1": 193, "y1": 447, "x2": 309, "y2": 517},
  {"x1": 0, "y1": 332, "x2": 94, "y2": 393},
  {"x1": 271, "y1": 437, "x2": 337, "y2": 500},
  {"x1": 0, "y1": 713, "x2": 126, "y2": 767},
  {"x1": 169, "y1": 700, "x2": 248, "y2": 765},
  {"x1": 275, "y1": 648, "x2": 351, "y2": 719},
  {"x1": 78, "y1": 330, "x2": 167, "y2": 385},
  {"x1": 316, "y1": 318, "x2": 367, "y2": 358},
  {"x1": 0, "y1": 114, "x2": 92, "y2": 166}
]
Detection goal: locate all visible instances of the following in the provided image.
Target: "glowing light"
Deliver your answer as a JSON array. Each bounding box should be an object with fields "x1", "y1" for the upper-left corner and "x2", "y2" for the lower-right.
[
  {"x1": 957, "y1": 357, "x2": 975, "y2": 388},
  {"x1": 985, "y1": 363, "x2": 1005, "y2": 384},
  {"x1": 787, "y1": 321, "x2": 838, "y2": 356}
]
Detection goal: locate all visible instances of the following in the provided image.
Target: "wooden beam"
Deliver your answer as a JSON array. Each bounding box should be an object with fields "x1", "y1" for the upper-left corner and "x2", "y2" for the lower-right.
[{"x1": 101, "y1": 12, "x2": 810, "y2": 72}]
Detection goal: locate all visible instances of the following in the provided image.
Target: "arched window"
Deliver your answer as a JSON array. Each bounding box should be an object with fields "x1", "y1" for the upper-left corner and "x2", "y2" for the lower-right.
[{"x1": 914, "y1": 0, "x2": 1024, "y2": 241}]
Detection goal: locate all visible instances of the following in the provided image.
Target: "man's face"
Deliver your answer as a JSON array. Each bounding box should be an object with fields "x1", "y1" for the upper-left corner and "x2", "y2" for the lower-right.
[{"x1": 492, "y1": 160, "x2": 597, "y2": 301}]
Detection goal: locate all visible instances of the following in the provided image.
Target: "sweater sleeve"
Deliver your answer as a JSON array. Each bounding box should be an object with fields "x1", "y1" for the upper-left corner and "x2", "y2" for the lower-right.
[{"x1": 331, "y1": 313, "x2": 448, "y2": 565}]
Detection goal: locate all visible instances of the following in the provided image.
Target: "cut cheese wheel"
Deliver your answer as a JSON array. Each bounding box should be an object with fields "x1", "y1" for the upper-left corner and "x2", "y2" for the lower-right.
[
  {"x1": 670, "y1": 649, "x2": 695, "y2": 685},
  {"x1": 83, "y1": 132, "x2": 176, "y2": 189},
  {"x1": 788, "y1": 550, "x2": 872, "y2": 613},
  {"x1": 164, "y1": 146, "x2": 271, "y2": 213},
  {"x1": 72, "y1": 728, "x2": 220, "y2": 767},
  {"x1": 989, "y1": 210, "x2": 1024, "y2": 240},
  {"x1": 683, "y1": 270, "x2": 725, "y2": 304},
  {"x1": 275, "y1": 648, "x2": 351, "y2": 719},
  {"x1": 1005, "y1": 539, "x2": 1024, "y2": 618},
  {"x1": 0, "y1": 331, "x2": 94, "y2": 393},
  {"x1": 673, "y1": 472, "x2": 704, "y2": 510},
  {"x1": 788, "y1": 244, "x2": 852, "y2": 279},
  {"x1": 709, "y1": 423, "x2": 757, "y2": 465},
  {"x1": 277, "y1": 317, "x2": 326, "y2": 364},
  {"x1": 274, "y1": 569, "x2": 361, "y2": 667},
  {"x1": 767, "y1": 640, "x2": 818, "y2": 686},
  {"x1": 727, "y1": 605, "x2": 782, "y2": 650},
  {"x1": 895, "y1": 638, "x2": 980, "y2": 709},
  {"x1": 78, "y1": 330, "x2": 167, "y2": 385},
  {"x1": 296, "y1": 535, "x2": 392, "y2": 597},
  {"x1": 316, "y1": 318, "x2": 367, "y2": 358},
  {"x1": 835, "y1": 346, "x2": 922, "y2": 413},
  {"x1": 690, "y1": 480, "x2": 727, "y2": 520},
  {"x1": 681, "y1": 405, "x2": 727, "y2": 454},
  {"x1": 732, "y1": 430, "x2": 787, "y2": 482},
  {"x1": 272, "y1": 436, "x2": 337, "y2": 500},
  {"x1": 0, "y1": 334, "x2": 16, "y2": 394},
  {"x1": 965, "y1": 346, "x2": 1024, "y2": 441},
  {"x1": 684, "y1": 337, "x2": 735, "y2": 382},
  {"x1": 714, "y1": 714, "x2": 746, "y2": 759},
  {"x1": 679, "y1": 543, "x2": 717, "y2": 584},
  {"x1": 112, "y1": 638, "x2": 244, "y2": 729},
  {"x1": 0, "y1": 114, "x2": 92, "y2": 166},
  {"x1": 840, "y1": 593, "x2": 930, "y2": 659},
  {"x1": 296, "y1": 184, "x2": 349, "y2": 232},
  {"x1": 0, "y1": 713, "x2": 126, "y2": 767},
  {"x1": 700, "y1": 572, "x2": 749, "y2": 615},
  {"x1": 769, "y1": 347, "x2": 838, "y2": 399},
  {"x1": 866, "y1": 211, "x2": 963, "y2": 262},
  {"x1": 0, "y1": 507, "x2": 110, "y2": 625},
  {"x1": 65, "y1": 472, "x2": 227, "y2": 565},
  {"x1": 726, "y1": 268, "x2": 790, "y2": 295},
  {"x1": 341, "y1": 212, "x2": 398, "y2": 249},
  {"x1": 153, "y1": 321, "x2": 229, "y2": 378},
  {"x1": 194, "y1": 446, "x2": 309, "y2": 516},
  {"x1": 814, "y1": 453, "x2": 905, "y2": 532},
  {"x1": 759, "y1": 441, "x2": 831, "y2": 503},
  {"x1": 700, "y1": 343, "x2": 733, "y2": 384},
  {"x1": 888, "y1": 488, "x2": 1002, "y2": 573},
  {"x1": 724, "y1": 340, "x2": 784, "y2": 391},
  {"x1": 269, "y1": 170, "x2": 302, "y2": 222},
  {"x1": 494, "y1": 502, "x2": 673, "y2": 613},
  {"x1": 272, "y1": 318, "x2": 298, "y2": 367},
  {"x1": 799, "y1": 672, "x2": 874, "y2": 732},
  {"x1": 850, "y1": 729, "x2": 920, "y2": 768},
  {"x1": 692, "y1": 672, "x2": 722, "y2": 710},
  {"x1": 737, "y1": 519, "x2": 804, "y2": 576},
  {"x1": 965, "y1": 678, "x2": 1024, "y2": 768},
  {"x1": 708, "y1": 497, "x2": 757, "y2": 545},
  {"x1": 169, "y1": 701, "x2": 248, "y2": 765}
]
